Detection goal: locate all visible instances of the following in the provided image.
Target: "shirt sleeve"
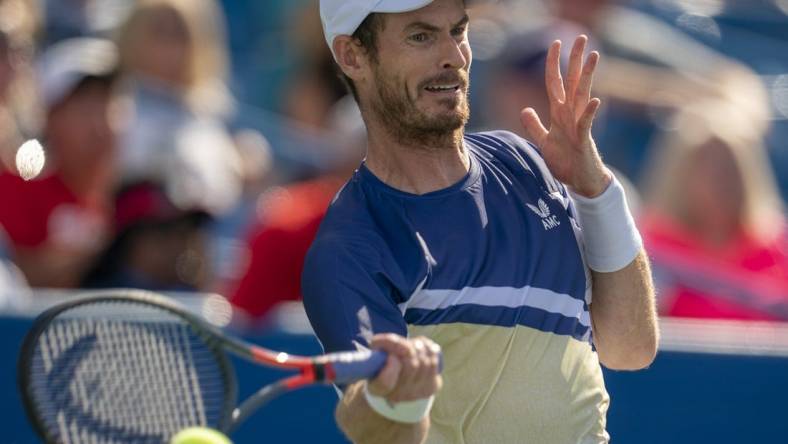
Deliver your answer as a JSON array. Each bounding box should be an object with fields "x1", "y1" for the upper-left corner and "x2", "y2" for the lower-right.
[{"x1": 301, "y1": 234, "x2": 407, "y2": 354}]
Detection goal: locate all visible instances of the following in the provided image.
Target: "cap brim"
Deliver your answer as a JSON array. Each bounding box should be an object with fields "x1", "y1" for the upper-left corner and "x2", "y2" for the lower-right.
[{"x1": 39, "y1": 38, "x2": 118, "y2": 108}]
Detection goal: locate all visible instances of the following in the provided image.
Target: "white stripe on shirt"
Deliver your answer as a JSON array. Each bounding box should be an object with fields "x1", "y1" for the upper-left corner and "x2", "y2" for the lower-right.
[{"x1": 399, "y1": 285, "x2": 590, "y2": 327}]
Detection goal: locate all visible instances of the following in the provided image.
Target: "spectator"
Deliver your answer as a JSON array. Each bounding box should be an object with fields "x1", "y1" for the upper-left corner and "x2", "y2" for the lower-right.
[
  {"x1": 0, "y1": 0, "x2": 39, "y2": 173},
  {"x1": 0, "y1": 0, "x2": 37, "y2": 302},
  {"x1": 229, "y1": 106, "x2": 365, "y2": 320},
  {"x1": 228, "y1": 177, "x2": 347, "y2": 319},
  {"x1": 82, "y1": 181, "x2": 211, "y2": 292},
  {"x1": 640, "y1": 102, "x2": 788, "y2": 320},
  {"x1": 115, "y1": 0, "x2": 243, "y2": 216},
  {"x1": 0, "y1": 37, "x2": 118, "y2": 288}
]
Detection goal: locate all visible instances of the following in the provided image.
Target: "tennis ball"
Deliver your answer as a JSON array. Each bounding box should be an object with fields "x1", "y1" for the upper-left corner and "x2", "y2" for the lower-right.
[
  {"x1": 15, "y1": 139, "x2": 45, "y2": 181},
  {"x1": 170, "y1": 427, "x2": 232, "y2": 444}
]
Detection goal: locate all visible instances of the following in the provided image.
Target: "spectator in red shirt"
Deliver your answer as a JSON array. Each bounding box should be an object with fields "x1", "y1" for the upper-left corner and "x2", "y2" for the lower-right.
[
  {"x1": 0, "y1": 38, "x2": 118, "y2": 287},
  {"x1": 228, "y1": 176, "x2": 347, "y2": 319},
  {"x1": 228, "y1": 109, "x2": 365, "y2": 320},
  {"x1": 640, "y1": 102, "x2": 788, "y2": 321}
]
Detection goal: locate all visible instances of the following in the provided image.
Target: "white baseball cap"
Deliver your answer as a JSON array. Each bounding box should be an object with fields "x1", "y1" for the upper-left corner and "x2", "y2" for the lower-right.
[
  {"x1": 38, "y1": 38, "x2": 118, "y2": 109},
  {"x1": 320, "y1": 0, "x2": 490, "y2": 58}
]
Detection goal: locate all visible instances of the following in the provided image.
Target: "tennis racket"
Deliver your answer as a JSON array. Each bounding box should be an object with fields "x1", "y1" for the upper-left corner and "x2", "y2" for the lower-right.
[{"x1": 17, "y1": 290, "x2": 396, "y2": 444}]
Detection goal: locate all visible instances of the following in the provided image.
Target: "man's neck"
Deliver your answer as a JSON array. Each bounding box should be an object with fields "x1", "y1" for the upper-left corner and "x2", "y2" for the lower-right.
[{"x1": 363, "y1": 121, "x2": 469, "y2": 195}]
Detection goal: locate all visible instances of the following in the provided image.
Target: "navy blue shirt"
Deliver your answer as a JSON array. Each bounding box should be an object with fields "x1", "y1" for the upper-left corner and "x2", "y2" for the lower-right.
[{"x1": 302, "y1": 131, "x2": 592, "y2": 354}]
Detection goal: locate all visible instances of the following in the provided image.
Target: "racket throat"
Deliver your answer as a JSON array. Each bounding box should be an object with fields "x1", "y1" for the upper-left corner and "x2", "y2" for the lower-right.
[{"x1": 311, "y1": 362, "x2": 335, "y2": 384}]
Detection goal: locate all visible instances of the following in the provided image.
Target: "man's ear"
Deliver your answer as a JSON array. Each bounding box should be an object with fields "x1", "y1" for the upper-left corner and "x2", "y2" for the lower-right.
[{"x1": 333, "y1": 36, "x2": 367, "y2": 82}]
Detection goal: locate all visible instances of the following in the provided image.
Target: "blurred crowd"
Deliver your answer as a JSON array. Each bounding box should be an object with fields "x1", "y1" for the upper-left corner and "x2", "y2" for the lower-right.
[{"x1": 0, "y1": 0, "x2": 787, "y2": 324}]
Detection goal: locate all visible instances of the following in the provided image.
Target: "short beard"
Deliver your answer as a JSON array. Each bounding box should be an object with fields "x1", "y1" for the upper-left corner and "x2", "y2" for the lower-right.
[{"x1": 369, "y1": 64, "x2": 470, "y2": 150}]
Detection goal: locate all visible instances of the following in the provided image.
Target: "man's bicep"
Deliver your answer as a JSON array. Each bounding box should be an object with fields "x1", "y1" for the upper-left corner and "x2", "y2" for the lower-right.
[{"x1": 301, "y1": 239, "x2": 407, "y2": 354}]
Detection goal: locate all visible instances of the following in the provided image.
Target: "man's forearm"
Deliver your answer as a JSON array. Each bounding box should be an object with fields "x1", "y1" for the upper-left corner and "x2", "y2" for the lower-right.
[
  {"x1": 336, "y1": 381, "x2": 429, "y2": 444},
  {"x1": 589, "y1": 250, "x2": 659, "y2": 370}
]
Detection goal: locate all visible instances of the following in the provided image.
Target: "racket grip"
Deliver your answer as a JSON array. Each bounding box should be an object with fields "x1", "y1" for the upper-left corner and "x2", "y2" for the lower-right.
[
  {"x1": 323, "y1": 350, "x2": 386, "y2": 385},
  {"x1": 323, "y1": 350, "x2": 443, "y2": 385}
]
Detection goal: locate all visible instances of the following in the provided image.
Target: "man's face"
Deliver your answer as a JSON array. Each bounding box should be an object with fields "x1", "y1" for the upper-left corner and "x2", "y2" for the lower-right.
[{"x1": 362, "y1": 0, "x2": 472, "y2": 143}]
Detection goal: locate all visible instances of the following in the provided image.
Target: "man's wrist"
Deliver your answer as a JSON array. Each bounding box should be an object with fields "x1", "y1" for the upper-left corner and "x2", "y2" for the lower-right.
[
  {"x1": 363, "y1": 382, "x2": 435, "y2": 424},
  {"x1": 569, "y1": 168, "x2": 613, "y2": 199},
  {"x1": 569, "y1": 174, "x2": 642, "y2": 272}
]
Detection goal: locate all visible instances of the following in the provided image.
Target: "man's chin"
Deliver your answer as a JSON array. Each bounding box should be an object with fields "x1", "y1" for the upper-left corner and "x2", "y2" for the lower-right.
[
  {"x1": 434, "y1": 108, "x2": 468, "y2": 129},
  {"x1": 418, "y1": 116, "x2": 466, "y2": 133}
]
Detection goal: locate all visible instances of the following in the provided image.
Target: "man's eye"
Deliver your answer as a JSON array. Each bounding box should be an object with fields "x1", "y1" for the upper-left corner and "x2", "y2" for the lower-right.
[
  {"x1": 451, "y1": 26, "x2": 467, "y2": 36},
  {"x1": 409, "y1": 33, "x2": 429, "y2": 43}
]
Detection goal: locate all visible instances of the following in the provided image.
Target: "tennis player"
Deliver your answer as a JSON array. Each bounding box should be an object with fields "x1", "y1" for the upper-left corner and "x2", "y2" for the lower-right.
[{"x1": 303, "y1": 0, "x2": 658, "y2": 442}]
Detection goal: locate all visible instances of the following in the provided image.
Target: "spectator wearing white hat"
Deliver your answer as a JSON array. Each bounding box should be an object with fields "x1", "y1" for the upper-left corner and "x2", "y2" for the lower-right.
[
  {"x1": 115, "y1": 0, "x2": 243, "y2": 216},
  {"x1": 0, "y1": 37, "x2": 118, "y2": 288}
]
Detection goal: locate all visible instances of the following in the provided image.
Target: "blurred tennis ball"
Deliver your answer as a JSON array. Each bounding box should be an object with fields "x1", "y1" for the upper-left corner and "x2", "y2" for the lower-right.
[
  {"x1": 170, "y1": 427, "x2": 232, "y2": 444},
  {"x1": 15, "y1": 139, "x2": 45, "y2": 181}
]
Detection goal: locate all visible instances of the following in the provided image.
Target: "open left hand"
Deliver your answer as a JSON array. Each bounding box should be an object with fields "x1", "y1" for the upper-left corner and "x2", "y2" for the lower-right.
[{"x1": 520, "y1": 35, "x2": 612, "y2": 198}]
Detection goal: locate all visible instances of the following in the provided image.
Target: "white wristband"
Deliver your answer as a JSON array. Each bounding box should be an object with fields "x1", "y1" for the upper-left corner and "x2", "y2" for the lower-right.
[
  {"x1": 569, "y1": 175, "x2": 643, "y2": 272},
  {"x1": 363, "y1": 382, "x2": 434, "y2": 424}
]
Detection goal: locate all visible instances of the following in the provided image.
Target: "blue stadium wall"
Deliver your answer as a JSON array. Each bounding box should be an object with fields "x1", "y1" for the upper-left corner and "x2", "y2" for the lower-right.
[{"x1": 3, "y1": 296, "x2": 787, "y2": 443}]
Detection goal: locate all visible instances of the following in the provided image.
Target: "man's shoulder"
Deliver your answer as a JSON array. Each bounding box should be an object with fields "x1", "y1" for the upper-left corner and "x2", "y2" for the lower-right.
[
  {"x1": 317, "y1": 176, "x2": 374, "y2": 232},
  {"x1": 307, "y1": 176, "x2": 383, "y2": 258},
  {"x1": 302, "y1": 191, "x2": 386, "y2": 297}
]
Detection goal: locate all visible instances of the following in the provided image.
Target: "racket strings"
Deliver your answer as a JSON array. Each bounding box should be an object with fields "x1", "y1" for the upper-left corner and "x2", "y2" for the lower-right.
[{"x1": 26, "y1": 302, "x2": 231, "y2": 444}]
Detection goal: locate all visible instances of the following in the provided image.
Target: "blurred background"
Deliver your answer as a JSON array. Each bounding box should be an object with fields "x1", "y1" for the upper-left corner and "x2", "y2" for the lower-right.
[{"x1": 1, "y1": 0, "x2": 788, "y2": 442}]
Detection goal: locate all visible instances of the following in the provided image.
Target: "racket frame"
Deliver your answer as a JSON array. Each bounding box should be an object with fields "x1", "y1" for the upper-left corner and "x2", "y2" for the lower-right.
[{"x1": 16, "y1": 289, "x2": 337, "y2": 442}]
